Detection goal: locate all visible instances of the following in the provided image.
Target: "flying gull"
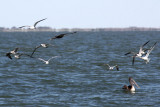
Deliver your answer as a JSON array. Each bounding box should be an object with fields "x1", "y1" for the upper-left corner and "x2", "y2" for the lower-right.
[
  {"x1": 105, "y1": 64, "x2": 119, "y2": 71},
  {"x1": 14, "y1": 53, "x2": 31, "y2": 59},
  {"x1": 6, "y1": 48, "x2": 19, "y2": 59},
  {"x1": 140, "y1": 42, "x2": 157, "y2": 64},
  {"x1": 19, "y1": 18, "x2": 47, "y2": 29},
  {"x1": 30, "y1": 43, "x2": 55, "y2": 57},
  {"x1": 125, "y1": 40, "x2": 150, "y2": 65},
  {"x1": 38, "y1": 56, "x2": 60, "y2": 64}
]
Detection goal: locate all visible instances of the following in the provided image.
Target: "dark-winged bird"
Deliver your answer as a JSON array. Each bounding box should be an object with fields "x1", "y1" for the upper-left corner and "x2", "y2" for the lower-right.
[{"x1": 50, "y1": 31, "x2": 77, "y2": 40}]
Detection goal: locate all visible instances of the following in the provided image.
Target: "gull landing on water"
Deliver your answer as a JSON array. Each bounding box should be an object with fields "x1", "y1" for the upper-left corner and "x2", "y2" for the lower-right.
[
  {"x1": 140, "y1": 42, "x2": 157, "y2": 64},
  {"x1": 19, "y1": 18, "x2": 47, "y2": 29},
  {"x1": 122, "y1": 77, "x2": 140, "y2": 92},
  {"x1": 38, "y1": 56, "x2": 60, "y2": 64},
  {"x1": 105, "y1": 64, "x2": 119, "y2": 71}
]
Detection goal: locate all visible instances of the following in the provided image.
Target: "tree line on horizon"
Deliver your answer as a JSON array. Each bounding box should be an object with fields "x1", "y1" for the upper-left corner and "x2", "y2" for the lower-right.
[{"x1": 0, "y1": 26, "x2": 160, "y2": 32}]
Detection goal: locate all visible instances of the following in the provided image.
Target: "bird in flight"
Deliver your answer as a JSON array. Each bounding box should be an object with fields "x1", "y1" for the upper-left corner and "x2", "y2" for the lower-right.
[
  {"x1": 6, "y1": 48, "x2": 19, "y2": 59},
  {"x1": 38, "y1": 56, "x2": 60, "y2": 64},
  {"x1": 30, "y1": 43, "x2": 55, "y2": 57},
  {"x1": 140, "y1": 42, "x2": 157, "y2": 64},
  {"x1": 6, "y1": 48, "x2": 31, "y2": 59},
  {"x1": 19, "y1": 18, "x2": 47, "y2": 30},
  {"x1": 14, "y1": 53, "x2": 31, "y2": 59},
  {"x1": 50, "y1": 31, "x2": 77, "y2": 40},
  {"x1": 125, "y1": 40, "x2": 150, "y2": 65},
  {"x1": 105, "y1": 64, "x2": 119, "y2": 71},
  {"x1": 122, "y1": 77, "x2": 140, "y2": 92}
]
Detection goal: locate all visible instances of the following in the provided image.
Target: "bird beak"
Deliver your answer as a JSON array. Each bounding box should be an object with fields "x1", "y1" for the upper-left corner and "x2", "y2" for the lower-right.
[{"x1": 131, "y1": 78, "x2": 140, "y2": 88}]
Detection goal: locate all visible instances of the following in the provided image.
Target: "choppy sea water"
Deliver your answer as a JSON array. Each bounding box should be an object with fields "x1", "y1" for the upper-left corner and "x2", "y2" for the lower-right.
[{"x1": 0, "y1": 31, "x2": 160, "y2": 106}]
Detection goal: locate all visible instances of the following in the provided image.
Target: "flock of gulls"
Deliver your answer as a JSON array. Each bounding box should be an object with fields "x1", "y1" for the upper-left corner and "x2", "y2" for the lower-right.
[
  {"x1": 6, "y1": 18, "x2": 77, "y2": 64},
  {"x1": 5, "y1": 18, "x2": 158, "y2": 92}
]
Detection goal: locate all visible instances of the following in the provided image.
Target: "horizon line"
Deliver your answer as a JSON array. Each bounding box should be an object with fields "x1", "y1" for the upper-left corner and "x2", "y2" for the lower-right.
[
  {"x1": 1, "y1": 26, "x2": 160, "y2": 29},
  {"x1": 1, "y1": 26, "x2": 160, "y2": 32}
]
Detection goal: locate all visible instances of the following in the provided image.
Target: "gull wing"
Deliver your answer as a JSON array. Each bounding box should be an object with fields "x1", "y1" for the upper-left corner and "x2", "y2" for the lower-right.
[
  {"x1": 48, "y1": 44, "x2": 55, "y2": 47},
  {"x1": 18, "y1": 53, "x2": 31, "y2": 57},
  {"x1": 145, "y1": 42, "x2": 157, "y2": 58},
  {"x1": 34, "y1": 18, "x2": 47, "y2": 27},
  {"x1": 143, "y1": 48, "x2": 150, "y2": 52},
  {"x1": 48, "y1": 56, "x2": 60, "y2": 61},
  {"x1": 142, "y1": 40, "x2": 150, "y2": 48},
  {"x1": 138, "y1": 40, "x2": 150, "y2": 54},
  {"x1": 6, "y1": 53, "x2": 12, "y2": 59},
  {"x1": 30, "y1": 45, "x2": 41, "y2": 57},
  {"x1": 66, "y1": 31, "x2": 77, "y2": 35},
  {"x1": 38, "y1": 58, "x2": 46, "y2": 62},
  {"x1": 19, "y1": 26, "x2": 30, "y2": 28},
  {"x1": 13, "y1": 48, "x2": 19, "y2": 53},
  {"x1": 105, "y1": 64, "x2": 110, "y2": 68},
  {"x1": 50, "y1": 34, "x2": 66, "y2": 40},
  {"x1": 124, "y1": 51, "x2": 135, "y2": 55}
]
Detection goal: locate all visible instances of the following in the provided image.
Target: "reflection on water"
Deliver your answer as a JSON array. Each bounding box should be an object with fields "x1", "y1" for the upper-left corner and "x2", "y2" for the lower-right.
[{"x1": 0, "y1": 31, "x2": 160, "y2": 106}]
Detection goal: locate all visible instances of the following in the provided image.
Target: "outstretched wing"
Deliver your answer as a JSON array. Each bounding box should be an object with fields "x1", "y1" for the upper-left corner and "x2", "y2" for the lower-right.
[
  {"x1": 50, "y1": 34, "x2": 66, "y2": 40},
  {"x1": 139, "y1": 40, "x2": 150, "y2": 54},
  {"x1": 48, "y1": 56, "x2": 60, "y2": 61},
  {"x1": 145, "y1": 42, "x2": 157, "y2": 58},
  {"x1": 13, "y1": 48, "x2": 19, "y2": 53},
  {"x1": 142, "y1": 40, "x2": 150, "y2": 48},
  {"x1": 125, "y1": 51, "x2": 135, "y2": 55},
  {"x1": 143, "y1": 48, "x2": 150, "y2": 52},
  {"x1": 48, "y1": 44, "x2": 55, "y2": 47},
  {"x1": 30, "y1": 45, "x2": 41, "y2": 57},
  {"x1": 50, "y1": 32, "x2": 77, "y2": 40},
  {"x1": 105, "y1": 64, "x2": 110, "y2": 68},
  {"x1": 67, "y1": 31, "x2": 77, "y2": 35},
  {"x1": 6, "y1": 53, "x2": 12, "y2": 59},
  {"x1": 18, "y1": 53, "x2": 31, "y2": 57},
  {"x1": 34, "y1": 18, "x2": 47, "y2": 27},
  {"x1": 19, "y1": 26, "x2": 30, "y2": 29},
  {"x1": 38, "y1": 58, "x2": 46, "y2": 62}
]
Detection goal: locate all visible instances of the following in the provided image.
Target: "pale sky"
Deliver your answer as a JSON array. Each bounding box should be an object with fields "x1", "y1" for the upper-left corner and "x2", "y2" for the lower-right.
[{"x1": 0, "y1": 0, "x2": 160, "y2": 28}]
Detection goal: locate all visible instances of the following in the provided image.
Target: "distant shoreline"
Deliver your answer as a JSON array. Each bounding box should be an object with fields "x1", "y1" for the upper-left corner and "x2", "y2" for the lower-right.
[{"x1": 1, "y1": 27, "x2": 160, "y2": 32}]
